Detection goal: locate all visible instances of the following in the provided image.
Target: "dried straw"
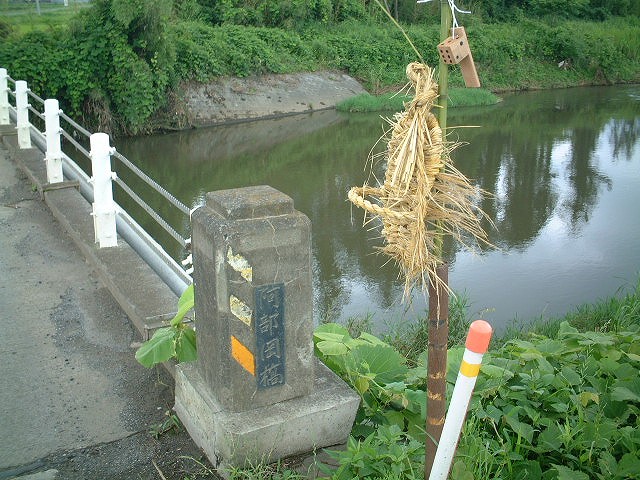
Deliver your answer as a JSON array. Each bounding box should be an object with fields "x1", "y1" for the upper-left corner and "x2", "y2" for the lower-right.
[{"x1": 348, "y1": 62, "x2": 491, "y2": 297}]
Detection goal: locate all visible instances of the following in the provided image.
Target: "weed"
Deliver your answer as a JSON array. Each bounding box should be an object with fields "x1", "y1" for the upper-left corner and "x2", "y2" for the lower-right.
[
  {"x1": 149, "y1": 410, "x2": 182, "y2": 439},
  {"x1": 227, "y1": 458, "x2": 306, "y2": 480}
]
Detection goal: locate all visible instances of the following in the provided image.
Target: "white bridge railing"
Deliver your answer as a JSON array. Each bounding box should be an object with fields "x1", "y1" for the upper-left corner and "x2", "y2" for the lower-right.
[{"x1": 0, "y1": 67, "x2": 192, "y2": 296}]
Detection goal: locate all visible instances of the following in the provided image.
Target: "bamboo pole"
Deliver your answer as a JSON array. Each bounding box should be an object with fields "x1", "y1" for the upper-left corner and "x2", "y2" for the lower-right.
[{"x1": 425, "y1": 2, "x2": 452, "y2": 479}]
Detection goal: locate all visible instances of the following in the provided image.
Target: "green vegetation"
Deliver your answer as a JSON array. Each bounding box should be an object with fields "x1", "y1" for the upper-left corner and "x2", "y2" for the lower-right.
[
  {"x1": 134, "y1": 280, "x2": 640, "y2": 479},
  {"x1": 1, "y1": 0, "x2": 639, "y2": 134},
  {"x1": 336, "y1": 88, "x2": 499, "y2": 113},
  {"x1": 135, "y1": 284, "x2": 196, "y2": 367},
  {"x1": 0, "y1": 1, "x2": 91, "y2": 36},
  {"x1": 315, "y1": 279, "x2": 640, "y2": 479}
]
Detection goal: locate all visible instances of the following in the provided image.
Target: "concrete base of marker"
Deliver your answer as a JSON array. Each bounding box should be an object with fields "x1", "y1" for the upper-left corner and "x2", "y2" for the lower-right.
[{"x1": 175, "y1": 359, "x2": 359, "y2": 477}]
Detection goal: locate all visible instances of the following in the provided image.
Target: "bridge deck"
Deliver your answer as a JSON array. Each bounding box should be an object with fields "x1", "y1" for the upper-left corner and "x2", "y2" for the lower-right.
[{"x1": 0, "y1": 128, "x2": 215, "y2": 479}]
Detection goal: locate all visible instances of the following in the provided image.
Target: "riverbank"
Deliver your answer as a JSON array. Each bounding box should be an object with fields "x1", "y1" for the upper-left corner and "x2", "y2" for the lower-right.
[
  {"x1": 1, "y1": 6, "x2": 638, "y2": 135},
  {"x1": 179, "y1": 70, "x2": 366, "y2": 126}
]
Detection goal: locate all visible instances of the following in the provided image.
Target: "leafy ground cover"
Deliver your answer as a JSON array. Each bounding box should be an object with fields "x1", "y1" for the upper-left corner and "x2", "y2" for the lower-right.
[
  {"x1": 135, "y1": 277, "x2": 639, "y2": 479},
  {"x1": 314, "y1": 280, "x2": 640, "y2": 479}
]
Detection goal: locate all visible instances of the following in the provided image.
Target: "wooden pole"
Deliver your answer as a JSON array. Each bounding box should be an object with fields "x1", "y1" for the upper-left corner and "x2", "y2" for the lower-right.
[
  {"x1": 438, "y1": 0, "x2": 452, "y2": 131},
  {"x1": 425, "y1": 265, "x2": 449, "y2": 478},
  {"x1": 425, "y1": 2, "x2": 452, "y2": 479}
]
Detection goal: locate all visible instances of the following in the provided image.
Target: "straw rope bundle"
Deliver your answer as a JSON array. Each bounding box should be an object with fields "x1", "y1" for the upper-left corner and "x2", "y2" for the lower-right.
[{"x1": 348, "y1": 62, "x2": 490, "y2": 296}]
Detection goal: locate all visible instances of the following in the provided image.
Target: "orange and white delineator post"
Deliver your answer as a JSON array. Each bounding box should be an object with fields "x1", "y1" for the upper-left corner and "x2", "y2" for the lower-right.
[{"x1": 428, "y1": 320, "x2": 493, "y2": 480}]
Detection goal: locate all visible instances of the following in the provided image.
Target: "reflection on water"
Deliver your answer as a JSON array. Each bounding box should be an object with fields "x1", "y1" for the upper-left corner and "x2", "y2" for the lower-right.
[{"x1": 116, "y1": 86, "x2": 640, "y2": 332}]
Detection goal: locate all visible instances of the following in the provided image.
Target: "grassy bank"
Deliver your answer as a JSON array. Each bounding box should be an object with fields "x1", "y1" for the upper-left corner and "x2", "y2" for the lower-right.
[{"x1": 336, "y1": 87, "x2": 500, "y2": 112}]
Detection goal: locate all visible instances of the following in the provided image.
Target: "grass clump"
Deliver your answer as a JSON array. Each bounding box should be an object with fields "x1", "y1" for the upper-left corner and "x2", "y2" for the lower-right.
[{"x1": 337, "y1": 88, "x2": 499, "y2": 113}]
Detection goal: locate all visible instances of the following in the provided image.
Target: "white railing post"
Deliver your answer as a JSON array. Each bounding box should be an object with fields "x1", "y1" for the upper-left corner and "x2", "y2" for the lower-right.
[
  {"x1": 90, "y1": 133, "x2": 118, "y2": 248},
  {"x1": 0, "y1": 68, "x2": 9, "y2": 125},
  {"x1": 44, "y1": 99, "x2": 63, "y2": 183},
  {"x1": 15, "y1": 80, "x2": 32, "y2": 149}
]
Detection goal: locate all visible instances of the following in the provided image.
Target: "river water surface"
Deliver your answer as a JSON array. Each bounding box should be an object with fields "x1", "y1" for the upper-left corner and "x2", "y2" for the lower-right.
[{"x1": 116, "y1": 85, "x2": 640, "y2": 332}]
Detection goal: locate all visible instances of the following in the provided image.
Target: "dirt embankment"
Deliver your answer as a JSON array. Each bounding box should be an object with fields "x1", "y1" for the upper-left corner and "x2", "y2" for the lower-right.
[{"x1": 180, "y1": 71, "x2": 367, "y2": 126}]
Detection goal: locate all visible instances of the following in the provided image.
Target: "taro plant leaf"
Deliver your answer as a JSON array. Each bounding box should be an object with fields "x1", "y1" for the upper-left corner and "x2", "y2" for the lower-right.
[
  {"x1": 175, "y1": 326, "x2": 197, "y2": 363},
  {"x1": 316, "y1": 340, "x2": 349, "y2": 356},
  {"x1": 349, "y1": 343, "x2": 408, "y2": 384},
  {"x1": 445, "y1": 346, "x2": 465, "y2": 384},
  {"x1": 135, "y1": 327, "x2": 177, "y2": 368}
]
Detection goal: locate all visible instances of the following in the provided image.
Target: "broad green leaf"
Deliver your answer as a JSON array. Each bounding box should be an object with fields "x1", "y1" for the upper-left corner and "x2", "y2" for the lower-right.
[
  {"x1": 579, "y1": 391, "x2": 600, "y2": 406},
  {"x1": 598, "y1": 451, "x2": 618, "y2": 476},
  {"x1": 314, "y1": 322, "x2": 350, "y2": 336},
  {"x1": 177, "y1": 283, "x2": 194, "y2": 311},
  {"x1": 381, "y1": 410, "x2": 404, "y2": 430},
  {"x1": 358, "y1": 332, "x2": 387, "y2": 346},
  {"x1": 512, "y1": 460, "x2": 542, "y2": 480},
  {"x1": 404, "y1": 389, "x2": 426, "y2": 417},
  {"x1": 135, "y1": 327, "x2": 176, "y2": 368},
  {"x1": 617, "y1": 453, "x2": 640, "y2": 476},
  {"x1": 550, "y1": 402, "x2": 569, "y2": 413},
  {"x1": 313, "y1": 331, "x2": 349, "y2": 343},
  {"x1": 316, "y1": 340, "x2": 349, "y2": 356},
  {"x1": 175, "y1": 326, "x2": 197, "y2": 362},
  {"x1": 349, "y1": 343, "x2": 408, "y2": 384},
  {"x1": 450, "y1": 460, "x2": 474, "y2": 480},
  {"x1": 576, "y1": 331, "x2": 615, "y2": 347},
  {"x1": 560, "y1": 366, "x2": 581, "y2": 386},
  {"x1": 553, "y1": 464, "x2": 589, "y2": 480},
  {"x1": 538, "y1": 423, "x2": 563, "y2": 451},
  {"x1": 354, "y1": 376, "x2": 370, "y2": 395},
  {"x1": 480, "y1": 364, "x2": 515, "y2": 380},
  {"x1": 171, "y1": 284, "x2": 194, "y2": 326},
  {"x1": 503, "y1": 414, "x2": 534, "y2": 444},
  {"x1": 611, "y1": 386, "x2": 640, "y2": 402},
  {"x1": 558, "y1": 321, "x2": 579, "y2": 336},
  {"x1": 624, "y1": 352, "x2": 640, "y2": 362},
  {"x1": 446, "y1": 347, "x2": 465, "y2": 384}
]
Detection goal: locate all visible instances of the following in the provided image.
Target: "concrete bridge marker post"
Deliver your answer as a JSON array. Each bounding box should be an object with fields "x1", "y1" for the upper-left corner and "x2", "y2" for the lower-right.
[
  {"x1": 44, "y1": 99, "x2": 63, "y2": 184},
  {"x1": 175, "y1": 185, "x2": 359, "y2": 475},
  {"x1": 15, "y1": 80, "x2": 32, "y2": 149},
  {"x1": 89, "y1": 132, "x2": 118, "y2": 248},
  {"x1": 0, "y1": 68, "x2": 9, "y2": 125}
]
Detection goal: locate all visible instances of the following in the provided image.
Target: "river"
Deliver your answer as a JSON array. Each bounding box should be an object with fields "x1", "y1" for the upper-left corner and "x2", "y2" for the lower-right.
[{"x1": 115, "y1": 85, "x2": 640, "y2": 333}]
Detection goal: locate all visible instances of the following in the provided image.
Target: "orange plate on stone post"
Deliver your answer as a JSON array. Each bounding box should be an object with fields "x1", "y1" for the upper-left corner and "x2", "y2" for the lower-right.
[{"x1": 231, "y1": 335, "x2": 255, "y2": 375}]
